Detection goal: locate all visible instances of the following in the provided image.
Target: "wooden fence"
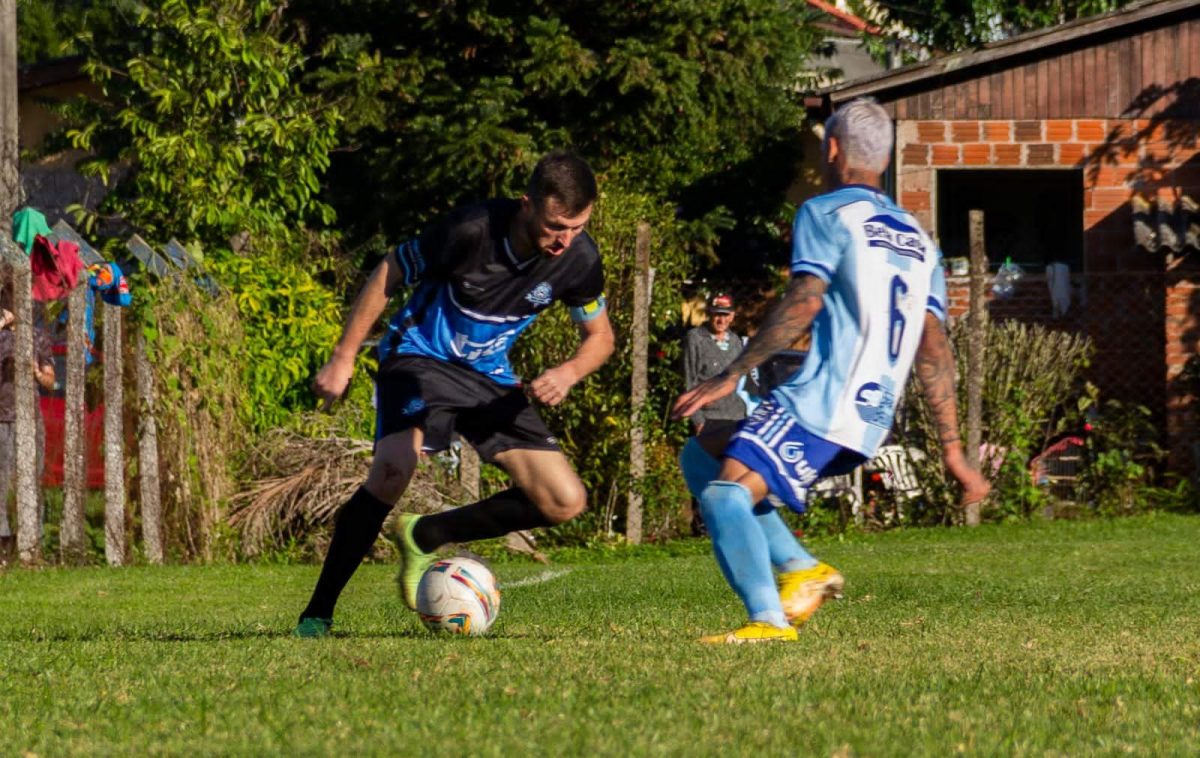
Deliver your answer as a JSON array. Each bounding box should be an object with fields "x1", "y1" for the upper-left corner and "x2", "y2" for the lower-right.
[{"x1": 1, "y1": 219, "x2": 205, "y2": 566}]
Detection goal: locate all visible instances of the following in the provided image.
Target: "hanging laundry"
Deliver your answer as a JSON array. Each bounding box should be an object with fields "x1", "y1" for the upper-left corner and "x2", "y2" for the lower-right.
[
  {"x1": 30, "y1": 235, "x2": 85, "y2": 302},
  {"x1": 88, "y1": 262, "x2": 132, "y2": 307},
  {"x1": 11, "y1": 208, "x2": 52, "y2": 255}
]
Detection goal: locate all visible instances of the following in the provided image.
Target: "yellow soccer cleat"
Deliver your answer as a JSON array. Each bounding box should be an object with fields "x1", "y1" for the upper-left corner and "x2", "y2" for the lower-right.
[
  {"x1": 778, "y1": 561, "x2": 844, "y2": 627},
  {"x1": 698, "y1": 621, "x2": 799, "y2": 644}
]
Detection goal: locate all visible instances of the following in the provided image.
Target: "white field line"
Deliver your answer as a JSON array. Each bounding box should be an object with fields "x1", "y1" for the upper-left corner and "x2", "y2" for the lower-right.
[{"x1": 504, "y1": 568, "x2": 573, "y2": 588}]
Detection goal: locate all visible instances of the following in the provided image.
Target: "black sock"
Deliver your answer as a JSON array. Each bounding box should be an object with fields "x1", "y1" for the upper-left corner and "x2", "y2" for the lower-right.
[
  {"x1": 412, "y1": 487, "x2": 553, "y2": 553},
  {"x1": 299, "y1": 486, "x2": 393, "y2": 622}
]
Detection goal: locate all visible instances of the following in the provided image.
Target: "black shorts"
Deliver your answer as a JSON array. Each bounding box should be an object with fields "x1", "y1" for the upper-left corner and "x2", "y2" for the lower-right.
[{"x1": 375, "y1": 355, "x2": 560, "y2": 462}]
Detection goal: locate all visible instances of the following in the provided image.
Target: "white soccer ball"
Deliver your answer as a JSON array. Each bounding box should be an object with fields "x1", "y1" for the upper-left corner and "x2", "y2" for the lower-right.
[{"x1": 416, "y1": 557, "x2": 501, "y2": 636}]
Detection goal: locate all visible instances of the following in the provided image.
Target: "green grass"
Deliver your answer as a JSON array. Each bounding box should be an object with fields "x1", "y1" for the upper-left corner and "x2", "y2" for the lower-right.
[{"x1": 3, "y1": 515, "x2": 1200, "y2": 756}]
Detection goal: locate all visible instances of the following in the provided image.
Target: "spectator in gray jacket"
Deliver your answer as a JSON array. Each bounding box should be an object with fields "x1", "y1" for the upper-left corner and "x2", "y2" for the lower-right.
[{"x1": 683, "y1": 292, "x2": 746, "y2": 436}]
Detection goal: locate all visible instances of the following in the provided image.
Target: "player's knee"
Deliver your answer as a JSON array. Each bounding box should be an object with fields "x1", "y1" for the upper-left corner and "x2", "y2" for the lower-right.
[
  {"x1": 365, "y1": 448, "x2": 418, "y2": 504},
  {"x1": 699, "y1": 480, "x2": 753, "y2": 523},
  {"x1": 536, "y1": 480, "x2": 588, "y2": 524}
]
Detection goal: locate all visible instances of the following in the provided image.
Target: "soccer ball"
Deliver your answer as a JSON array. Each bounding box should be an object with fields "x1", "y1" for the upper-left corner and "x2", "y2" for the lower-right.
[{"x1": 416, "y1": 557, "x2": 501, "y2": 636}]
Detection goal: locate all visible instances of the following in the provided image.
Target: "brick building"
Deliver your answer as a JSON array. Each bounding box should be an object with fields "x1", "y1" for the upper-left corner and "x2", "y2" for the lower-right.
[{"x1": 813, "y1": 0, "x2": 1200, "y2": 478}]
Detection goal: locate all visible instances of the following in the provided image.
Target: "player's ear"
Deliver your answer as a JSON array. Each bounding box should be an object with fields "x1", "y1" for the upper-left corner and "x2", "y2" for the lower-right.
[{"x1": 825, "y1": 136, "x2": 840, "y2": 165}]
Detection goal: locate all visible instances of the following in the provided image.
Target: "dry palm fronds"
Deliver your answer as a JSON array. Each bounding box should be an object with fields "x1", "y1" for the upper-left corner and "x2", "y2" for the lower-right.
[{"x1": 229, "y1": 430, "x2": 472, "y2": 556}]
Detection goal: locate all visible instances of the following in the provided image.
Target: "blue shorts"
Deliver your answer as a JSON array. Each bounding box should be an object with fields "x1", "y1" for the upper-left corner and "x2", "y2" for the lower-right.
[{"x1": 725, "y1": 399, "x2": 867, "y2": 514}]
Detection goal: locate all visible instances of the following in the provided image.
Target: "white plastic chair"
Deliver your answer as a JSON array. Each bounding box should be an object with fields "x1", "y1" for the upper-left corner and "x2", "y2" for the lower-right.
[
  {"x1": 868, "y1": 445, "x2": 926, "y2": 523},
  {"x1": 810, "y1": 468, "x2": 863, "y2": 522}
]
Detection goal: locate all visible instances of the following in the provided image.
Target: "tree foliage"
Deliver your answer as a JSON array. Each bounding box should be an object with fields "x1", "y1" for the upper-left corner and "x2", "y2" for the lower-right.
[
  {"x1": 55, "y1": 0, "x2": 339, "y2": 247},
  {"x1": 854, "y1": 0, "x2": 1132, "y2": 53},
  {"x1": 289, "y1": 0, "x2": 829, "y2": 267}
]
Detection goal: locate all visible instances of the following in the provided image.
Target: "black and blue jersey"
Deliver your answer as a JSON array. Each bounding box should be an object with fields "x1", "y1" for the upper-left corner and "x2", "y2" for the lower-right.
[{"x1": 380, "y1": 199, "x2": 606, "y2": 385}]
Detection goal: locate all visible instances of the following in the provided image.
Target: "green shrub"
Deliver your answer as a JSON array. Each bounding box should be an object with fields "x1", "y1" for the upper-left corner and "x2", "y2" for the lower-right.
[{"x1": 896, "y1": 319, "x2": 1093, "y2": 524}]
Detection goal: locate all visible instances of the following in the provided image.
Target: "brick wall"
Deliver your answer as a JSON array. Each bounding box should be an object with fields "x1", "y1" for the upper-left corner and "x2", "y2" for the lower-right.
[
  {"x1": 898, "y1": 117, "x2": 1200, "y2": 477},
  {"x1": 896, "y1": 118, "x2": 1200, "y2": 271}
]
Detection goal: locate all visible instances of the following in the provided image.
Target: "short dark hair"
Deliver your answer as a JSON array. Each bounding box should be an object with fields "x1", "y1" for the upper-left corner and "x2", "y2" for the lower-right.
[{"x1": 526, "y1": 150, "x2": 597, "y2": 214}]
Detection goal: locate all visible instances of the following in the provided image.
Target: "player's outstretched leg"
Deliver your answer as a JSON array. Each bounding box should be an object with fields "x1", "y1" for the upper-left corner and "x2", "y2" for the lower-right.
[
  {"x1": 697, "y1": 481, "x2": 796, "y2": 644},
  {"x1": 681, "y1": 438, "x2": 822, "y2": 574},
  {"x1": 294, "y1": 430, "x2": 419, "y2": 637},
  {"x1": 398, "y1": 449, "x2": 584, "y2": 608}
]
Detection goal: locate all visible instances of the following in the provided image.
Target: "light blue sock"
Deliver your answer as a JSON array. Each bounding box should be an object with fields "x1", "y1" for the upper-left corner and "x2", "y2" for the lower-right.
[
  {"x1": 679, "y1": 437, "x2": 720, "y2": 498},
  {"x1": 682, "y1": 438, "x2": 816, "y2": 573},
  {"x1": 699, "y1": 481, "x2": 788, "y2": 628},
  {"x1": 751, "y1": 501, "x2": 818, "y2": 573}
]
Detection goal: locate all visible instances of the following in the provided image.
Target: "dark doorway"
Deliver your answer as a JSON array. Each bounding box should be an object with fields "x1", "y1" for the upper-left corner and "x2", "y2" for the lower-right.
[{"x1": 936, "y1": 169, "x2": 1083, "y2": 270}]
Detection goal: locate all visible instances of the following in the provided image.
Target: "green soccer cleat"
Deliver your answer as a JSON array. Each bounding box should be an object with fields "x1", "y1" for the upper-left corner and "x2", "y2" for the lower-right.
[
  {"x1": 292, "y1": 617, "x2": 332, "y2": 639},
  {"x1": 392, "y1": 513, "x2": 435, "y2": 610}
]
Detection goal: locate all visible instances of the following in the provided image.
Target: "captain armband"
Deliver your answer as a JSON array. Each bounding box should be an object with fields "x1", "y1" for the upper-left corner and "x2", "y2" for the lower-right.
[{"x1": 568, "y1": 294, "x2": 607, "y2": 323}]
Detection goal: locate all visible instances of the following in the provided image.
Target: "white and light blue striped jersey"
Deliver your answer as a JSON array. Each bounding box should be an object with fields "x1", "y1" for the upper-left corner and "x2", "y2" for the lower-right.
[{"x1": 772, "y1": 184, "x2": 947, "y2": 457}]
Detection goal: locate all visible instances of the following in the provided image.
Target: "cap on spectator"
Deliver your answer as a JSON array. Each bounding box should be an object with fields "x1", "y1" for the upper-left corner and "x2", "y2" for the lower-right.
[{"x1": 706, "y1": 292, "x2": 735, "y2": 314}]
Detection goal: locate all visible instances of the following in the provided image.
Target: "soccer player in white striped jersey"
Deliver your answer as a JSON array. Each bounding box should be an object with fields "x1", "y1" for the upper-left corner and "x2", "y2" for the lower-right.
[{"x1": 673, "y1": 98, "x2": 991, "y2": 644}]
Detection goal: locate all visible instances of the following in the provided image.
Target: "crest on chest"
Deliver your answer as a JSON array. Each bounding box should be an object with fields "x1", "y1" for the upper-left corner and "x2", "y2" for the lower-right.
[{"x1": 525, "y1": 281, "x2": 553, "y2": 307}]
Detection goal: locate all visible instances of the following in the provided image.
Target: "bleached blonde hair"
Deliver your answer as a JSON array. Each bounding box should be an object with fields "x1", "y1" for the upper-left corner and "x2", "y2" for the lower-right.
[{"x1": 823, "y1": 98, "x2": 893, "y2": 174}]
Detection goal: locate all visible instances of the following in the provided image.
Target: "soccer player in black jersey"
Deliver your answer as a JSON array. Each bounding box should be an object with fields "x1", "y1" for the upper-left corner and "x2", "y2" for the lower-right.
[{"x1": 294, "y1": 151, "x2": 614, "y2": 637}]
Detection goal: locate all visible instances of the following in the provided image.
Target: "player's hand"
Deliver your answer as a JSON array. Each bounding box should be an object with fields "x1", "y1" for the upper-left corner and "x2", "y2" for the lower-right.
[
  {"x1": 944, "y1": 450, "x2": 992, "y2": 507},
  {"x1": 0, "y1": 309, "x2": 12, "y2": 329},
  {"x1": 671, "y1": 374, "x2": 739, "y2": 421},
  {"x1": 312, "y1": 353, "x2": 355, "y2": 411},
  {"x1": 528, "y1": 365, "x2": 578, "y2": 406}
]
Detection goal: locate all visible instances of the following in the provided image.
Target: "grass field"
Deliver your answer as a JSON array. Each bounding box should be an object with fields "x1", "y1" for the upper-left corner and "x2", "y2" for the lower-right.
[{"x1": 3, "y1": 514, "x2": 1200, "y2": 756}]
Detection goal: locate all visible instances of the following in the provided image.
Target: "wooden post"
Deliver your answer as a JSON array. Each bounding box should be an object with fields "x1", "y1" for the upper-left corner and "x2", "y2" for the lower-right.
[
  {"x1": 0, "y1": 0, "x2": 16, "y2": 219},
  {"x1": 6, "y1": 246, "x2": 39, "y2": 565},
  {"x1": 135, "y1": 333, "x2": 163, "y2": 563},
  {"x1": 0, "y1": 0, "x2": 36, "y2": 563},
  {"x1": 60, "y1": 281, "x2": 88, "y2": 563},
  {"x1": 103, "y1": 303, "x2": 126, "y2": 565},
  {"x1": 965, "y1": 210, "x2": 987, "y2": 527},
  {"x1": 627, "y1": 223, "x2": 651, "y2": 544}
]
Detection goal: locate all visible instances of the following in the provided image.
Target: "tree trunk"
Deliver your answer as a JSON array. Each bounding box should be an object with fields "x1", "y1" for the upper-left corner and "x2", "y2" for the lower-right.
[
  {"x1": 965, "y1": 210, "x2": 987, "y2": 527},
  {"x1": 60, "y1": 281, "x2": 88, "y2": 563},
  {"x1": 103, "y1": 303, "x2": 126, "y2": 565},
  {"x1": 626, "y1": 223, "x2": 651, "y2": 544}
]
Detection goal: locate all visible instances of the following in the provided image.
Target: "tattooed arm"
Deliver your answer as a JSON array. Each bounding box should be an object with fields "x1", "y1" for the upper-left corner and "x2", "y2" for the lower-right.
[
  {"x1": 913, "y1": 313, "x2": 991, "y2": 505},
  {"x1": 671, "y1": 275, "x2": 826, "y2": 421}
]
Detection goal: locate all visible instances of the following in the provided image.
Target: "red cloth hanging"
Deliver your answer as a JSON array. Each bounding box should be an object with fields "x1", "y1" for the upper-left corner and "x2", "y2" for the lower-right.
[{"x1": 29, "y1": 234, "x2": 84, "y2": 301}]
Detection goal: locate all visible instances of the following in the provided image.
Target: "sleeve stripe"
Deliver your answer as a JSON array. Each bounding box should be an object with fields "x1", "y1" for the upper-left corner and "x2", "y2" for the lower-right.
[
  {"x1": 926, "y1": 296, "x2": 947, "y2": 320},
  {"x1": 395, "y1": 242, "x2": 412, "y2": 284},
  {"x1": 792, "y1": 260, "x2": 835, "y2": 283},
  {"x1": 396, "y1": 239, "x2": 425, "y2": 286}
]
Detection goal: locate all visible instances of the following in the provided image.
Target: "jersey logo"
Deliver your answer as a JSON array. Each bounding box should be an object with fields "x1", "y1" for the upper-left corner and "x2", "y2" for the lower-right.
[
  {"x1": 779, "y1": 441, "x2": 819, "y2": 481},
  {"x1": 525, "y1": 282, "x2": 553, "y2": 307},
  {"x1": 863, "y1": 214, "x2": 927, "y2": 262},
  {"x1": 451, "y1": 330, "x2": 515, "y2": 362},
  {"x1": 854, "y1": 381, "x2": 896, "y2": 428}
]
